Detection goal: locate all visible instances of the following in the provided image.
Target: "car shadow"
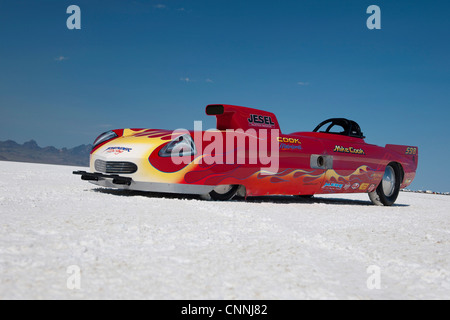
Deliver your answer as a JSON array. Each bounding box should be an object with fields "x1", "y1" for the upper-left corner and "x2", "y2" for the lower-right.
[
  {"x1": 241, "y1": 195, "x2": 409, "y2": 207},
  {"x1": 91, "y1": 188, "x2": 409, "y2": 207},
  {"x1": 91, "y1": 188, "x2": 196, "y2": 201}
]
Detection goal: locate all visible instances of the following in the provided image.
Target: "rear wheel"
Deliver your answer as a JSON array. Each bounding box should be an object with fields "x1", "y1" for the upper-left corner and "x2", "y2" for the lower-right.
[
  {"x1": 369, "y1": 163, "x2": 401, "y2": 206},
  {"x1": 209, "y1": 185, "x2": 239, "y2": 201}
]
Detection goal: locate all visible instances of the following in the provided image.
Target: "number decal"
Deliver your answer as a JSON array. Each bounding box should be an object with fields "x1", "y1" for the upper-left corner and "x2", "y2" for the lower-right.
[{"x1": 405, "y1": 147, "x2": 417, "y2": 155}]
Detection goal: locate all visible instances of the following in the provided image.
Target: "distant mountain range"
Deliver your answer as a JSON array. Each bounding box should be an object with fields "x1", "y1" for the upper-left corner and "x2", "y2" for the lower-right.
[{"x1": 0, "y1": 140, "x2": 92, "y2": 167}]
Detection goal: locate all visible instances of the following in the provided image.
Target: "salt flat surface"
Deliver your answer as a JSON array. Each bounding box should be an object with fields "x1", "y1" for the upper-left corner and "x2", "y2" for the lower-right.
[{"x1": 0, "y1": 161, "x2": 449, "y2": 299}]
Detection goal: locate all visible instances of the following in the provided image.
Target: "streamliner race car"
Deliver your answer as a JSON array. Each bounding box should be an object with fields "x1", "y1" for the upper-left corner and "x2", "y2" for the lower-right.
[{"x1": 73, "y1": 104, "x2": 418, "y2": 205}]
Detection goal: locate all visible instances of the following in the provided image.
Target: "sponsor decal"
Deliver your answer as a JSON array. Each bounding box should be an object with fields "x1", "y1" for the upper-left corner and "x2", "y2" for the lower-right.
[
  {"x1": 277, "y1": 137, "x2": 301, "y2": 144},
  {"x1": 359, "y1": 183, "x2": 370, "y2": 191},
  {"x1": 371, "y1": 172, "x2": 383, "y2": 180},
  {"x1": 343, "y1": 183, "x2": 351, "y2": 190},
  {"x1": 247, "y1": 114, "x2": 275, "y2": 128},
  {"x1": 322, "y1": 182, "x2": 343, "y2": 189},
  {"x1": 351, "y1": 182, "x2": 360, "y2": 190},
  {"x1": 333, "y1": 145, "x2": 365, "y2": 155},
  {"x1": 368, "y1": 184, "x2": 377, "y2": 192},
  {"x1": 277, "y1": 137, "x2": 302, "y2": 151},
  {"x1": 279, "y1": 143, "x2": 302, "y2": 151},
  {"x1": 104, "y1": 146, "x2": 132, "y2": 155}
]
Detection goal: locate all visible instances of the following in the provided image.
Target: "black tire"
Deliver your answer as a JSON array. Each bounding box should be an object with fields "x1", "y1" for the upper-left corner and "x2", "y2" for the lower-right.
[
  {"x1": 209, "y1": 185, "x2": 239, "y2": 201},
  {"x1": 369, "y1": 163, "x2": 401, "y2": 206}
]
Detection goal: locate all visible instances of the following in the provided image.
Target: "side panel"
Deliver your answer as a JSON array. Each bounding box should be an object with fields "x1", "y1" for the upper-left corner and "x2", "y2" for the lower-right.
[
  {"x1": 181, "y1": 131, "x2": 324, "y2": 196},
  {"x1": 301, "y1": 133, "x2": 387, "y2": 194},
  {"x1": 179, "y1": 131, "x2": 387, "y2": 196}
]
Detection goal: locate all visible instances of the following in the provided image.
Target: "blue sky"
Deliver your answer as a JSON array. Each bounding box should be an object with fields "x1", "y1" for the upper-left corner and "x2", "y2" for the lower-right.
[{"x1": 0, "y1": 0, "x2": 449, "y2": 192}]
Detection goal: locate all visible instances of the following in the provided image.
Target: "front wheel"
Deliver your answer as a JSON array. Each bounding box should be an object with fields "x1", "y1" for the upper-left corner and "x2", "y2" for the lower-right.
[
  {"x1": 208, "y1": 185, "x2": 239, "y2": 201},
  {"x1": 369, "y1": 164, "x2": 401, "y2": 206}
]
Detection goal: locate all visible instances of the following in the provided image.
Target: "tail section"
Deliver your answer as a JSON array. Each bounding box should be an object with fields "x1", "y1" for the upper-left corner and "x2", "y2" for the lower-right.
[
  {"x1": 385, "y1": 144, "x2": 419, "y2": 188},
  {"x1": 385, "y1": 144, "x2": 418, "y2": 167}
]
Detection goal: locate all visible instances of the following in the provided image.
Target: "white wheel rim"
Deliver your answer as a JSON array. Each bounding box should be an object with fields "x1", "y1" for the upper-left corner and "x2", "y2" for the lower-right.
[
  {"x1": 213, "y1": 185, "x2": 233, "y2": 194},
  {"x1": 382, "y1": 166, "x2": 396, "y2": 197}
]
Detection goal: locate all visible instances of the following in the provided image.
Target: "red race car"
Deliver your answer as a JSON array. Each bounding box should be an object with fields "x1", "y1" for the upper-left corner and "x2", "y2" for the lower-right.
[{"x1": 74, "y1": 104, "x2": 418, "y2": 205}]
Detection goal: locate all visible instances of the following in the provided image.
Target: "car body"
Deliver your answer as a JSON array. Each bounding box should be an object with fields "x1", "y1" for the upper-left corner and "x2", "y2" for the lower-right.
[{"x1": 74, "y1": 104, "x2": 418, "y2": 205}]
